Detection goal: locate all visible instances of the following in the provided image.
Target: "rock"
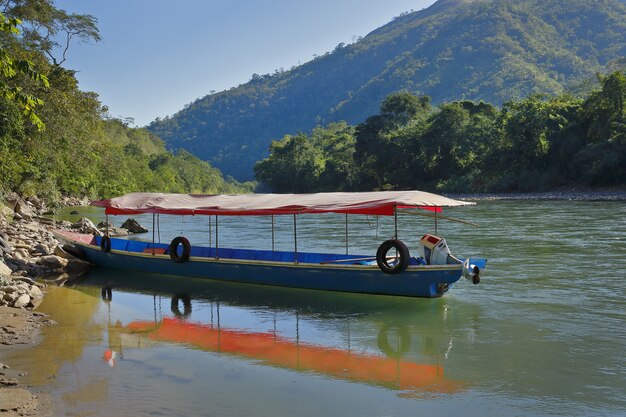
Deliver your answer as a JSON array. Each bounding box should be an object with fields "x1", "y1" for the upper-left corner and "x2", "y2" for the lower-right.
[
  {"x1": 61, "y1": 244, "x2": 85, "y2": 260},
  {"x1": 72, "y1": 217, "x2": 102, "y2": 235},
  {"x1": 39, "y1": 255, "x2": 68, "y2": 270},
  {"x1": 26, "y1": 195, "x2": 44, "y2": 210},
  {"x1": 3, "y1": 192, "x2": 20, "y2": 211},
  {"x1": 108, "y1": 227, "x2": 130, "y2": 237},
  {"x1": 35, "y1": 216, "x2": 54, "y2": 225},
  {"x1": 13, "y1": 294, "x2": 30, "y2": 308},
  {"x1": 12, "y1": 251, "x2": 23, "y2": 261},
  {"x1": 3, "y1": 293, "x2": 16, "y2": 302},
  {"x1": 0, "y1": 261, "x2": 11, "y2": 277},
  {"x1": 65, "y1": 258, "x2": 91, "y2": 273},
  {"x1": 13, "y1": 201, "x2": 36, "y2": 220},
  {"x1": 121, "y1": 218, "x2": 148, "y2": 234},
  {"x1": 29, "y1": 285, "x2": 43, "y2": 301},
  {"x1": 12, "y1": 277, "x2": 36, "y2": 286},
  {"x1": 70, "y1": 210, "x2": 79, "y2": 215},
  {"x1": 0, "y1": 377, "x2": 19, "y2": 386},
  {"x1": 2, "y1": 286, "x2": 18, "y2": 294},
  {"x1": 0, "y1": 233, "x2": 13, "y2": 253},
  {"x1": 32, "y1": 244, "x2": 49, "y2": 256},
  {"x1": 59, "y1": 220, "x2": 73, "y2": 228}
]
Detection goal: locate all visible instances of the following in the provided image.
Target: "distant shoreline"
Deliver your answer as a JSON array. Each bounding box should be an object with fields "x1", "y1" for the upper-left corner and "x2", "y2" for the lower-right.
[{"x1": 450, "y1": 190, "x2": 626, "y2": 201}]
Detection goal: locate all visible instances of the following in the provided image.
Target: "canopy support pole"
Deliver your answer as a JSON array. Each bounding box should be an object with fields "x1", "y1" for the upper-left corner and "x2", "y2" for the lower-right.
[
  {"x1": 271, "y1": 215, "x2": 275, "y2": 252},
  {"x1": 151, "y1": 213, "x2": 155, "y2": 255},
  {"x1": 394, "y1": 206, "x2": 398, "y2": 239},
  {"x1": 215, "y1": 215, "x2": 219, "y2": 260},
  {"x1": 345, "y1": 213, "x2": 349, "y2": 255},
  {"x1": 105, "y1": 214, "x2": 109, "y2": 237},
  {"x1": 435, "y1": 208, "x2": 438, "y2": 235},
  {"x1": 157, "y1": 214, "x2": 161, "y2": 243},
  {"x1": 293, "y1": 214, "x2": 298, "y2": 264},
  {"x1": 208, "y1": 215, "x2": 212, "y2": 247}
]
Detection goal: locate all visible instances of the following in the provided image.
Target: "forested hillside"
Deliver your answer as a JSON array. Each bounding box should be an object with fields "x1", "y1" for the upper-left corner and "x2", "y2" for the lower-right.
[
  {"x1": 0, "y1": 1, "x2": 252, "y2": 202},
  {"x1": 255, "y1": 71, "x2": 626, "y2": 193},
  {"x1": 149, "y1": 0, "x2": 626, "y2": 180}
]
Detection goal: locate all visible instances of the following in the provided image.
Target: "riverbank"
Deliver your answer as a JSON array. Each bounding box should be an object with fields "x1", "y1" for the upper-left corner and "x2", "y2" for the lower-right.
[
  {"x1": 0, "y1": 195, "x2": 87, "y2": 416},
  {"x1": 0, "y1": 194, "x2": 146, "y2": 416},
  {"x1": 451, "y1": 188, "x2": 626, "y2": 201},
  {"x1": 0, "y1": 307, "x2": 54, "y2": 416}
]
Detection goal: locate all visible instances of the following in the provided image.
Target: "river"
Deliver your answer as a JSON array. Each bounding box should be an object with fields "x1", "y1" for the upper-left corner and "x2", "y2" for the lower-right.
[{"x1": 5, "y1": 200, "x2": 625, "y2": 416}]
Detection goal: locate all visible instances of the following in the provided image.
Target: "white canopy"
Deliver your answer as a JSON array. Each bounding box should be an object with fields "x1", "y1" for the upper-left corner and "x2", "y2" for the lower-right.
[{"x1": 93, "y1": 191, "x2": 474, "y2": 216}]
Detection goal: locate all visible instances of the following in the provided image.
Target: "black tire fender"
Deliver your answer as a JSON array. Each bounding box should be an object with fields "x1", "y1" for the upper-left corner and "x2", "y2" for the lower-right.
[
  {"x1": 376, "y1": 239, "x2": 410, "y2": 274},
  {"x1": 100, "y1": 236, "x2": 111, "y2": 252},
  {"x1": 169, "y1": 237, "x2": 191, "y2": 263}
]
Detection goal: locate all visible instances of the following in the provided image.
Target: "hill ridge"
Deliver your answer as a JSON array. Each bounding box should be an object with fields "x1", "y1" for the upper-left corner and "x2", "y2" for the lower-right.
[{"x1": 149, "y1": 0, "x2": 626, "y2": 180}]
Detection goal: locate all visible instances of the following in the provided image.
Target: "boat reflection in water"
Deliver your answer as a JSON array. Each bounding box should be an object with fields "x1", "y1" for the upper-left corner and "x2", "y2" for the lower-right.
[{"x1": 86, "y1": 268, "x2": 472, "y2": 398}]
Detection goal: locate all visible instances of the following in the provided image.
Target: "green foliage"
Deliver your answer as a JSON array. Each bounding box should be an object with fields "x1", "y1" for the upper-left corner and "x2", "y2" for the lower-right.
[
  {"x1": 255, "y1": 76, "x2": 626, "y2": 193},
  {"x1": 0, "y1": 11, "x2": 48, "y2": 130},
  {"x1": 254, "y1": 133, "x2": 324, "y2": 193},
  {"x1": 0, "y1": 1, "x2": 251, "y2": 201},
  {"x1": 149, "y1": 0, "x2": 626, "y2": 181}
]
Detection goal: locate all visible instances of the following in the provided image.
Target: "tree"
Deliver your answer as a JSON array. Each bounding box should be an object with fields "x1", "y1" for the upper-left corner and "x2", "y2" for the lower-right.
[
  {"x1": 574, "y1": 71, "x2": 626, "y2": 185},
  {"x1": 254, "y1": 134, "x2": 324, "y2": 192},
  {"x1": 1, "y1": 0, "x2": 100, "y2": 67},
  {"x1": 381, "y1": 92, "x2": 430, "y2": 126},
  {"x1": 0, "y1": 11, "x2": 48, "y2": 129},
  {"x1": 311, "y1": 122, "x2": 356, "y2": 191}
]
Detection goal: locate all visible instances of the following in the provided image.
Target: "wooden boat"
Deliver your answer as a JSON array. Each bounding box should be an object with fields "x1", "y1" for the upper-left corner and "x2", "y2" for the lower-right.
[{"x1": 55, "y1": 191, "x2": 487, "y2": 298}]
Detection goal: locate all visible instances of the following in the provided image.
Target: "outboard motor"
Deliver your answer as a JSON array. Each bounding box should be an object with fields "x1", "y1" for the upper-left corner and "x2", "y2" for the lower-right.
[
  {"x1": 417, "y1": 234, "x2": 452, "y2": 265},
  {"x1": 418, "y1": 234, "x2": 481, "y2": 285},
  {"x1": 462, "y1": 259, "x2": 481, "y2": 284}
]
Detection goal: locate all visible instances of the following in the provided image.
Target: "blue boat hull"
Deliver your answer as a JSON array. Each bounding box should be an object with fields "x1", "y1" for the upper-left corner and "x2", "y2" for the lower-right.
[{"x1": 62, "y1": 234, "x2": 486, "y2": 298}]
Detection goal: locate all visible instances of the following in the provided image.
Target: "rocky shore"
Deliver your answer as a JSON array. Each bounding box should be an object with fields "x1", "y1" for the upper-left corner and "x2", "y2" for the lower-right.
[{"x1": 0, "y1": 194, "x2": 147, "y2": 416}]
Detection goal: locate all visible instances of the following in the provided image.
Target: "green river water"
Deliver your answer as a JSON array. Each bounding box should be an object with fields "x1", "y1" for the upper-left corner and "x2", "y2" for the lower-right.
[{"x1": 4, "y1": 200, "x2": 625, "y2": 416}]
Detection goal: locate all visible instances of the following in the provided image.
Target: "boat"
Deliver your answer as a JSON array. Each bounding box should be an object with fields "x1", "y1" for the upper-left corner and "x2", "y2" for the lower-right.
[{"x1": 55, "y1": 191, "x2": 487, "y2": 298}]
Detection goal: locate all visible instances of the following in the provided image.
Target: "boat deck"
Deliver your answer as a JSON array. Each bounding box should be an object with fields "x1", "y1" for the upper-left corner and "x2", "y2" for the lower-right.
[{"x1": 92, "y1": 235, "x2": 427, "y2": 266}]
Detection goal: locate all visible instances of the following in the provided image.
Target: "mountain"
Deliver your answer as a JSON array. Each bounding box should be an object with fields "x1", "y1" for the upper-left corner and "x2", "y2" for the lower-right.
[{"x1": 148, "y1": 0, "x2": 626, "y2": 180}]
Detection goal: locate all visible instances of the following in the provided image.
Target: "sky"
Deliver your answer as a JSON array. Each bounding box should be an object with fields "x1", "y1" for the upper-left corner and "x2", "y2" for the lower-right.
[{"x1": 54, "y1": 0, "x2": 437, "y2": 126}]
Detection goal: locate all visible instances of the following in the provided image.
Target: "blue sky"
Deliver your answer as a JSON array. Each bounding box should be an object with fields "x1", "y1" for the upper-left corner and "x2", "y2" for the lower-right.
[{"x1": 55, "y1": 0, "x2": 437, "y2": 126}]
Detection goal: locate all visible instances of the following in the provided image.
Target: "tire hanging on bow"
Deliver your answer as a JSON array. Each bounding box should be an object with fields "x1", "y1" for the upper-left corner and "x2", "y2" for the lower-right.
[{"x1": 376, "y1": 239, "x2": 409, "y2": 274}]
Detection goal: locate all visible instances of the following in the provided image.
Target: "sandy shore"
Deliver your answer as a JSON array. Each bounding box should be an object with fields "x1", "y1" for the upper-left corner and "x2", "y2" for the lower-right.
[{"x1": 0, "y1": 307, "x2": 55, "y2": 416}]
